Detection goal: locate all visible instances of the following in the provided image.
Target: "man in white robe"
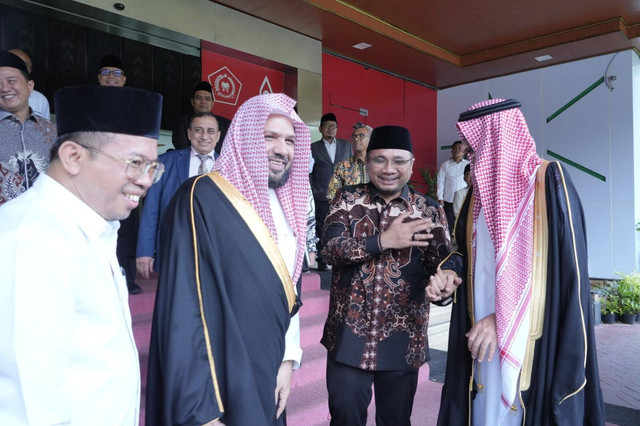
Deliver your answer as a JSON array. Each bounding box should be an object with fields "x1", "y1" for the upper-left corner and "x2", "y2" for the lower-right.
[{"x1": 0, "y1": 85, "x2": 164, "y2": 425}]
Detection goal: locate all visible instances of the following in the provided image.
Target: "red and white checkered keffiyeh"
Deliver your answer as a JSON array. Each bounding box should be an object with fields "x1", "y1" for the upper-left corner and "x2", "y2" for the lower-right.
[
  {"x1": 213, "y1": 93, "x2": 311, "y2": 285},
  {"x1": 457, "y1": 98, "x2": 542, "y2": 410}
]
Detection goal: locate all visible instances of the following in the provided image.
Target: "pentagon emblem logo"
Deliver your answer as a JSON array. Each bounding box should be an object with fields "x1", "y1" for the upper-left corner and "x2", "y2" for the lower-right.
[{"x1": 208, "y1": 66, "x2": 242, "y2": 106}]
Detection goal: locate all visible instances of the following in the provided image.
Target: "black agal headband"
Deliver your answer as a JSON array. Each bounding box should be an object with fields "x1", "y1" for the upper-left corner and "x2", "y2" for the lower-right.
[{"x1": 458, "y1": 99, "x2": 522, "y2": 122}]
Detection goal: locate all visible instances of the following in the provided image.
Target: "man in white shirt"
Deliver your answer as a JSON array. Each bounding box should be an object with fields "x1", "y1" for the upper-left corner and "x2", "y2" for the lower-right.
[
  {"x1": 136, "y1": 112, "x2": 221, "y2": 278},
  {"x1": 0, "y1": 85, "x2": 164, "y2": 426},
  {"x1": 437, "y1": 140, "x2": 469, "y2": 232}
]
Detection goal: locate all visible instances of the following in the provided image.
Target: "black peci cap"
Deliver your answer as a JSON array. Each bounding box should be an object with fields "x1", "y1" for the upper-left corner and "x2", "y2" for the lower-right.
[
  {"x1": 367, "y1": 125, "x2": 413, "y2": 153},
  {"x1": 55, "y1": 86, "x2": 163, "y2": 139}
]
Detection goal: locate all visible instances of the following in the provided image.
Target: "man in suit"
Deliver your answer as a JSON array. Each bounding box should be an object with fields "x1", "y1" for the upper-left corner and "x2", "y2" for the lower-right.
[
  {"x1": 310, "y1": 112, "x2": 352, "y2": 270},
  {"x1": 136, "y1": 112, "x2": 220, "y2": 278},
  {"x1": 172, "y1": 81, "x2": 231, "y2": 154}
]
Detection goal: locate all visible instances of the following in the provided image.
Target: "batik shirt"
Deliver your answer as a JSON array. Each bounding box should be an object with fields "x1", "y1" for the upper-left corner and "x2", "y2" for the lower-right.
[
  {"x1": 0, "y1": 110, "x2": 56, "y2": 205},
  {"x1": 306, "y1": 188, "x2": 319, "y2": 252},
  {"x1": 326, "y1": 156, "x2": 368, "y2": 201},
  {"x1": 320, "y1": 183, "x2": 451, "y2": 370}
]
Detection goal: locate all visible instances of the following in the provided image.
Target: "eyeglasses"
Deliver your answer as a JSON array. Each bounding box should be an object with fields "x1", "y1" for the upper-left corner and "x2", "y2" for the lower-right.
[
  {"x1": 351, "y1": 133, "x2": 368, "y2": 141},
  {"x1": 76, "y1": 143, "x2": 165, "y2": 184},
  {"x1": 99, "y1": 69, "x2": 125, "y2": 77},
  {"x1": 368, "y1": 156, "x2": 414, "y2": 168},
  {"x1": 322, "y1": 123, "x2": 337, "y2": 129}
]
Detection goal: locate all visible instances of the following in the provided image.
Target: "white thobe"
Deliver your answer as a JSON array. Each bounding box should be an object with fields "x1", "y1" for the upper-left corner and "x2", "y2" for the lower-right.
[
  {"x1": 0, "y1": 174, "x2": 140, "y2": 425},
  {"x1": 472, "y1": 210, "x2": 524, "y2": 426},
  {"x1": 269, "y1": 189, "x2": 303, "y2": 369}
]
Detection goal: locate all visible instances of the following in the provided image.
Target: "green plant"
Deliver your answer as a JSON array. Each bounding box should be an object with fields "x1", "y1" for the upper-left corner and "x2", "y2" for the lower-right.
[
  {"x1": 636, "y1": 221, "x2": 640, "y2": 232},
  {"x1": 599, "y1": 280, "x2": 622, "y2": 315},
  {"x1": 419, "y1": 168, "x2": 438, "y2": 200},
  {"x1": 616, "y1": 271, "x2": 640, "y2": 313}
]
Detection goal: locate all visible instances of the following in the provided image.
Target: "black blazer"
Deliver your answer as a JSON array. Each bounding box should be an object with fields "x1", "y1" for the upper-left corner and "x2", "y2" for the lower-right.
[{"x1": 310, "y1": 138, "x2": 352, "y2": 202}]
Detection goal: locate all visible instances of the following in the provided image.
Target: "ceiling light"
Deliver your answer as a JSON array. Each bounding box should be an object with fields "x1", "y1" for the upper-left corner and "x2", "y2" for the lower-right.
[
  {"x1": 353, "y1": 42, "x2": 372, "y2": 50},
  {"x1": 535, "y1": 55, "x2": 553, "y2": 62}
]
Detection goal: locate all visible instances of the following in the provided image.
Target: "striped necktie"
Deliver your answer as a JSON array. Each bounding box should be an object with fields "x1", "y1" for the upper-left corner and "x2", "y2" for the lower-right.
[{"x1": 197, "y1": 154, "x2": 211, "y2": 174}]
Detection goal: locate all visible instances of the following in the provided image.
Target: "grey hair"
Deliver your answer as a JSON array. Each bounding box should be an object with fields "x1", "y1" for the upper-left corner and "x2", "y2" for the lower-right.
[{"x1": 352, "y1": 122, "x2": 373, "y2": 132}]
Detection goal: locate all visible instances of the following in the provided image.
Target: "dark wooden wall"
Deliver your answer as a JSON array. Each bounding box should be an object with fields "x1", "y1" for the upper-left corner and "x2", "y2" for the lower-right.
[{"x1": 0, "y1": 3, "x2": 201, "y2": 130}]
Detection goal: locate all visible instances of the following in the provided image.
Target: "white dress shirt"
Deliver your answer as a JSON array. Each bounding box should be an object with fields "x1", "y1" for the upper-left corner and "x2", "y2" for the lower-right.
[
  {"x1": 437, "y1": 158, "x2": 469, "y2": 203},
  {"x1": 269, "y1": 189, "x2": 303, "y2": 369},
  {"x1": 0, "y1": 174, "x2": 140, "y2": 425},
  {"x1": 30, "y1": 90, "x2": 50, "y2": 120},
  {"x1": 323, "y1": 138, "x2": 338, "y2": 163},
  {"x1": 189, "y1": 147, "x2": 216, "y2": 177}
]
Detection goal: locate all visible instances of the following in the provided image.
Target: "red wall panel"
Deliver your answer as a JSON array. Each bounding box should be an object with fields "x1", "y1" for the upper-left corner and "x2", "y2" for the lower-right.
[
  {"x1": 201, "y1": 48, "x2": 284, "y2": 120},
  {"x1": 322, "y1": 54, "x2": 438, "y2": 192}
]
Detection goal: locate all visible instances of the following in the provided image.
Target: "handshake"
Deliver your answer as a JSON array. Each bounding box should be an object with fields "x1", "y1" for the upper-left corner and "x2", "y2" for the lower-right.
[{"x1": 426, "y1": 268, "x2": 462, "y2": 302}]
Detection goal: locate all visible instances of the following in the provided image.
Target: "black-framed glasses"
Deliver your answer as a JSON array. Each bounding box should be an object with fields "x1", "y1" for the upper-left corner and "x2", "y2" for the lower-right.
[
  {"x1": 367, "y1": 156, "x2": 414, "y2": 168},
  {"x1": 99, "y1": 69, "x2": 125, "y2": 77},
  {"x1": 351, "y1": 133, "x2": 368, "y2": 141},
  {"x1": 76, "y1": 143, "x2": 164, "y2": 184}
]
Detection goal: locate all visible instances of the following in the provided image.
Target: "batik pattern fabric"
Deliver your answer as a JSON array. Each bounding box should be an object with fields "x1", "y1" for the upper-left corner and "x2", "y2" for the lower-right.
[
  {"x1": 306, "y1": 188, "x2": 319, "y2": 252},
  {"x1": 326, "y1": 156, "x2": 368, "y2": 201},
  {"x1": 0, "y1": 112, "x2": 56, "y2": 204},
  {"x1": 456, "y1": 98, "x2": 542, "y2": 412},
  {"x1": 321, "y1": 183, "x2": 451, "y2": 370}
]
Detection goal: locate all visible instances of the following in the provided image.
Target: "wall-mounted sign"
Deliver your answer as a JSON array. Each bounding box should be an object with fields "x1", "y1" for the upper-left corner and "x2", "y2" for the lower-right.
[
  {"x1": 209, "y1": 66, "x2": 242, "y2": 106},
  {"x1": 201, "y1": 46, "x2": 285, "y2": 119}
]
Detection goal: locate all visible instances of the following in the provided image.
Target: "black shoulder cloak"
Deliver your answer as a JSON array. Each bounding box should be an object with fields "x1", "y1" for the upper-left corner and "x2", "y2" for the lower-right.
[
  {"x1": 438, "y1": 163, "x2": 605, "y2": 425},
  {"x1": 146, "y1": 176, "x2": 290, "y2": 426}
]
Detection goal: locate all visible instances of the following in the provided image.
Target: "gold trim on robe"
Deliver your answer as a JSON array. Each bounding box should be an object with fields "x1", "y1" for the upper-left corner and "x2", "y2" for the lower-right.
[
  {"x1": 207, "y1": 172, "x2": 297, "y2": 313},
  {"x1": 466, "y1": 193, "x2": 475, "y2": 324},
  {"x1": 556, "y1": 163, "x2": 588, "y2": 405},
  {"x1": 520, "y1": 161, "x2": 549, "y2": 392},
  {"x1": 189, "y1": 175, "x2": 225, "y2": 414}
]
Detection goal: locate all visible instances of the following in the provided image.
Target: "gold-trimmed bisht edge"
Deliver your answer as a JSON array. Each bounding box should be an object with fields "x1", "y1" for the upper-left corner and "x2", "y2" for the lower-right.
[{"x1": 190, "y1": 174, "x2": 225, "y2": 414}]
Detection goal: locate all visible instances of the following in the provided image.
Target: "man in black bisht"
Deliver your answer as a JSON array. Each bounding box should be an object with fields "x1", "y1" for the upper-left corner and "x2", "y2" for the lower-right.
[
  {"x1": 146, "y1": 94, "x2": 310, "y2": 426},
  {"x1": 427, "y1": 99, "x2": 604, "y2": 425}
]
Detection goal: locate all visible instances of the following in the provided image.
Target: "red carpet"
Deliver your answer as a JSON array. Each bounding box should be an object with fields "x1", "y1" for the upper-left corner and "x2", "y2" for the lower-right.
[{"x1": 129, "y1": 272, "x2": 443, "y2": 425}]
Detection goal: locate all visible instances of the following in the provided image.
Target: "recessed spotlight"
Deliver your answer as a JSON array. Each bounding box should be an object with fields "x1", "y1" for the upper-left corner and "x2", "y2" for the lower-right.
[
  {"x1": 535, "y1": 55, "x2": 553, "y2": 62},
  {"x1": 353, "y1": 42, "x2": 372, "y2": 50}
]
